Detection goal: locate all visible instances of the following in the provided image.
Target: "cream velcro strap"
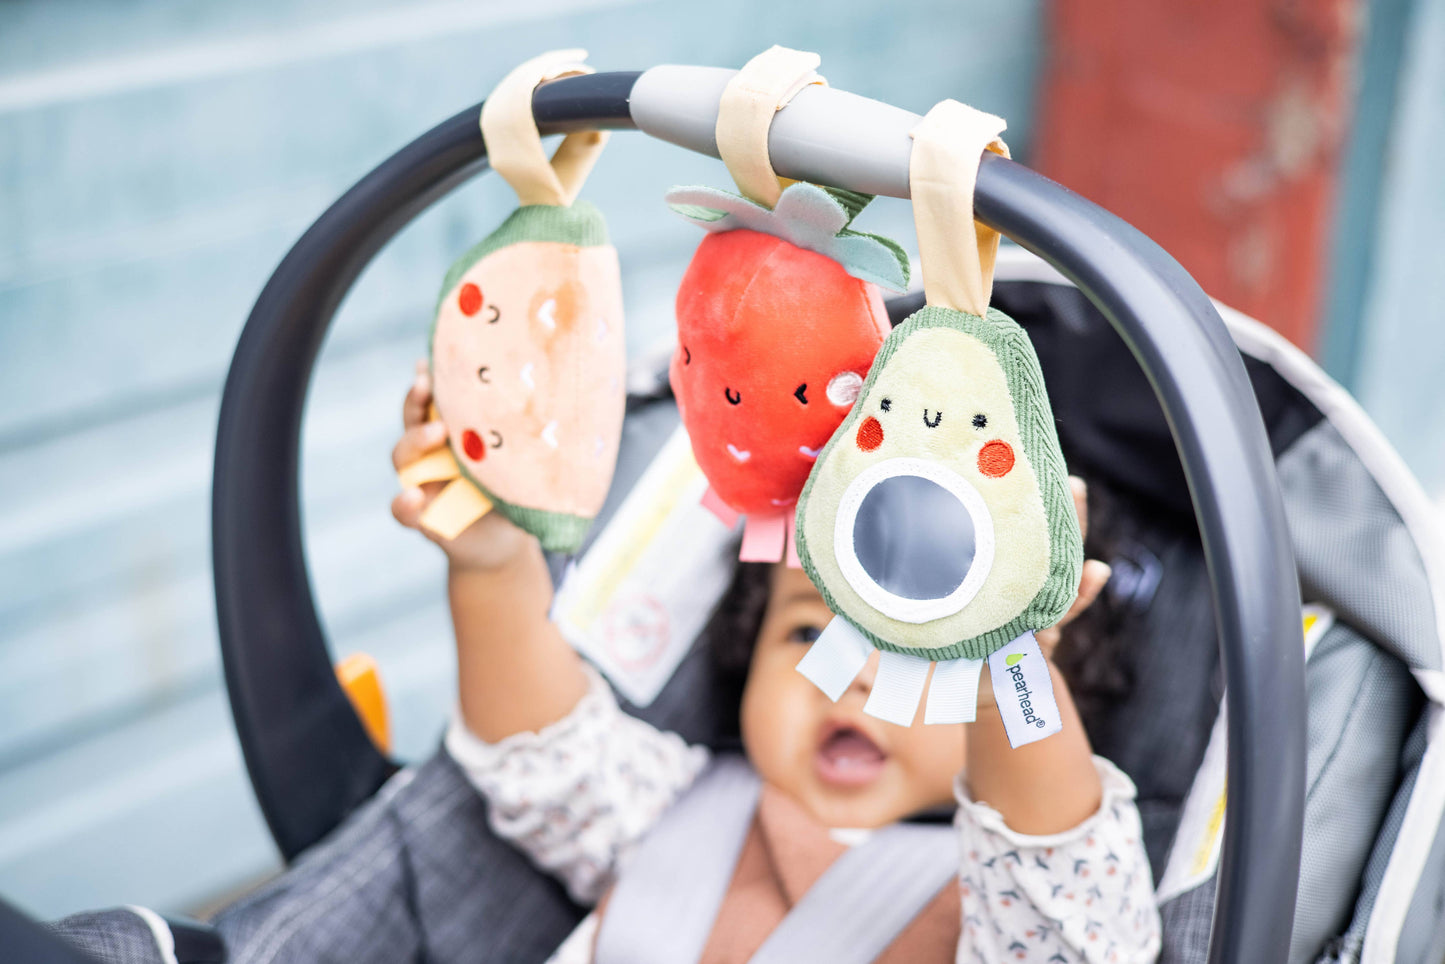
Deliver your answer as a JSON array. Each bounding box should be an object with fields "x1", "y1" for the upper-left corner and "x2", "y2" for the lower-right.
[
  {"x1": 480, "y1": 49, "x2": 608, "y2": 207},
  {"x1": 909, "y1": 100, "x2": 1010, "y2": 316},
  {"x1": 716, "y1": 45, "x2": 826, "y2": 208}
]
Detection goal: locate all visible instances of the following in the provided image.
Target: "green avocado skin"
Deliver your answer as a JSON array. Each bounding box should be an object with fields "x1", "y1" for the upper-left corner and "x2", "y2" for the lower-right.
[
  {"x1": 428, "y1": 203, "x2": 611, "y2": 556},
  {"x1": 795, "y1": 305, "x2": 1084, "y2": 663}
]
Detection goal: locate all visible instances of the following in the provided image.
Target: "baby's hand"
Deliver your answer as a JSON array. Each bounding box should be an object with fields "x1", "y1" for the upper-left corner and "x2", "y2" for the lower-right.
[
  {"x1": 390, "y1": 361, "x2": 533, "y2": 571},
  {"x1": 1034, "y1": 476, "x2": 1111, "y2": 659}
]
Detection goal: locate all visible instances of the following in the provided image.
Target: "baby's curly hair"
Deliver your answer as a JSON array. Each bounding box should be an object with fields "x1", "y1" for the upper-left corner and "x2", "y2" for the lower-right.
[{"x1": 703, "y1": 561, "x2": 774, "y2": 689}]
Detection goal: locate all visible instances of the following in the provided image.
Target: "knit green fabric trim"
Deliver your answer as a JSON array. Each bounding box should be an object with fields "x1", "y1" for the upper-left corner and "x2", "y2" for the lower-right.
[
  {"x1": 434, "y1": 201, "x2": 610, "y2": 313},
  {"x1": 428, "y1": 201, "x2": 610, "y2": 555},
  {"x1": 796, "y1": 305, "x2": 1084, "y2": 662},
  {"x1": 476, "y1": 493, "x2": 592, "y2": 555}
]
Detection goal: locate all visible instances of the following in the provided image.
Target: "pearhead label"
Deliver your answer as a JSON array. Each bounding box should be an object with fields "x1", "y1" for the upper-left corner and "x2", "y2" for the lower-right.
[{"x1": 987, "y1": 631, "x2": 1063, "y2": 748}]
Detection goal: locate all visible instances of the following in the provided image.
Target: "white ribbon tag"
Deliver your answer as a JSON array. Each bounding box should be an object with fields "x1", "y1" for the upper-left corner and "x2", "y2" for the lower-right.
[
  {"x1": 924, "y1": 656, "x2": 984, "y2": 724},
  {"x1": 987, "y1": 631, "x2": 1063, "y2": 747},
  {"x1": 863, "y1": 650, "x2": 931, "y2": 726},
  {"x1": 796, "y1": 616, "x2": 873, "y2": 701}
]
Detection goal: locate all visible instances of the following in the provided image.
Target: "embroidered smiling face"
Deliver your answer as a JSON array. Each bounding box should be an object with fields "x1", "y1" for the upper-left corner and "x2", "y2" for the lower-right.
[
  {"x1": 796, "y1": 308, "x2": 1080, "y2": 660},
  {"x1": 669, "y1": 228, "x2": 891, "y2": 515},
  {"x1": 431, "y1": 236, "x2": 626, "y2": 522}
]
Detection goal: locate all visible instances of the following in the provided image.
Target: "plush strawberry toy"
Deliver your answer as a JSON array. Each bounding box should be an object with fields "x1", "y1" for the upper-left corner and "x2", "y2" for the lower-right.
[{"x1": 666, "y1": 182, "x2": 910, "y2": 562}]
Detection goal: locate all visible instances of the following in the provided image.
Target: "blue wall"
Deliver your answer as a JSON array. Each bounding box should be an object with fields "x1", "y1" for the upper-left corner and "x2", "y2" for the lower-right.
[
  {"x1": 1349, "y1": 0, "x2": 1445, "y2": 492},
  {"x1": 0, "y1": 0, "x2": 1044, "y2": 917}
]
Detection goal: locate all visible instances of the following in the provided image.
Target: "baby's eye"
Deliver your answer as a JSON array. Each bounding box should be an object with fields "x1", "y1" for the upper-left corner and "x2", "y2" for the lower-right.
[
  {"x1": 880, "y1": 397, "x2": 892, "y2": 413},
  {"x1": 788, "y1": 625, "x2": 823, "y2": 644},
  {"x1": 972, "y1": 413, "x2": 987, "y2": 429}
]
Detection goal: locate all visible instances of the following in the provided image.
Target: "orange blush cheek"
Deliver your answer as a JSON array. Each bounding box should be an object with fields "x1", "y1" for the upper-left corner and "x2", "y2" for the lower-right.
[
  {"x1": 461, "y1": 429, "x2": 485, "y2": 461},
  {"x1": 857, "y1": 416, "x2": 883, "y2": 452},
  {"x1": 977, "y1": 440, "x2": 1014, "y2": 477}
]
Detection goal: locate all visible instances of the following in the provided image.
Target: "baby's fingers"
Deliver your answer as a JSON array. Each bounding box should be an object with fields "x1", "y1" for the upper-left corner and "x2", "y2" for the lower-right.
[
  {"x1": 392, "y1": 420, "x2": 448, "y2": 472},
  {"x1": 391, "y1": 487, "x2": 428, "y2": 530},
  {"x1": 1035, "y1": 559, "x2": 1112, "y2": 657},
  {"x1": 402, "y1": 364, "x2": 433, "y2": 429},
  {"x1": 1071, "y1": 560, "x2": 1111, "y2": 618}
]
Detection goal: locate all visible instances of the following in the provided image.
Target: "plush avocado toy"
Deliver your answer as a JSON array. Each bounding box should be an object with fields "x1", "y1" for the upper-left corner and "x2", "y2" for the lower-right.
[
  {"x1": 399, "y1": 50, "x2": 626, "y2": 554},
  {"x1": 793, "y1": 100, "x2": 1082, "y2": 745},
  {"x1": 795, "y1": 307, "x2": 1080, "y2": 661}
]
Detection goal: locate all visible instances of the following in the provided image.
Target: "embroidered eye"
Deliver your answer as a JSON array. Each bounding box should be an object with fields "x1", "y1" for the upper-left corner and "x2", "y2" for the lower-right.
[
  {"x1": 972, "y1": 413, "x2": 987, "y2": 429},
  {"x1": 489, "y1": 430, "x2": 504, "y2": 449},
  {"x1": 484, "y1": 304, "x2": 500, "y2": 324},
  {"x1": 725, "y1": 387, "x2": 742, "y2": 406},
  {"x1": 794, "y1": 383, "x2": 808, "y2": 405},
  {"x1": 880, "y1": 397, "x2": 892, "y2": 413},
  {"x1": 477, "y1": 366, "x2": 490, "y2": 384},
  {"x1": 788, "y1": 625, "x2": 823, "y2": 644}
]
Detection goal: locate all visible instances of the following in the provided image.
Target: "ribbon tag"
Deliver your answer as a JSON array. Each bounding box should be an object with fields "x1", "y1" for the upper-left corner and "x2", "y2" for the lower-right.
[
  {"x1": 987, "y1": 631, "x2": 1063, "y2": 747},
  {"x1": 862, "y1": 650, "x2": 932, "y2": 726},
  {"x1": 923, "y1": 656, "x2": 984, "y2": 725},
  {"x1": 796, "y1": 615, "x2": 873, "y2": 701}
]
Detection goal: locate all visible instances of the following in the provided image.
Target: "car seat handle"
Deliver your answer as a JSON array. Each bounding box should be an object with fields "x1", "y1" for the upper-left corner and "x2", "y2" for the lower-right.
[{"x1": 214, "y1": 67, "x2": 1305, "y2": 964}]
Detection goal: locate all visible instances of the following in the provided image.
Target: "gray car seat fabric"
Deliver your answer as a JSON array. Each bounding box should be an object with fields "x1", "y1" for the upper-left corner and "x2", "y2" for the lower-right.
[
  {"x1": 48, "y1": 910, "x2": 171, "y2": 964},
  {"x1": 1153, "y1": 423, "x2": 1438, "y2": 964},
  {"x1": 1279, "y1": 422, "x2": 1440, "y2": 674},
  {"x1": 1292, "y1": 621, "x2": 1421, "y2": 962},
  {"x1": 1395, "y1": 749, "x2": 1445, "y2": 964},
  {"x1": 1318, "y1": 712, "x2": 1433, "y2": 964},
  {"x1": 1075, "y1": 532, "x2": 1221, "y2": 879},
  {"x1": 214, "y1": 750, "x2": 583, "y2": 964}
]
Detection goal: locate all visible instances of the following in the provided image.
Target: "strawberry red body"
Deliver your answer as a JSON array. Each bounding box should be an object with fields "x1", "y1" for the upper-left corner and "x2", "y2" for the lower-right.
[{"x1": 670, "y1": 228, "x2": 891, "y2": 515}]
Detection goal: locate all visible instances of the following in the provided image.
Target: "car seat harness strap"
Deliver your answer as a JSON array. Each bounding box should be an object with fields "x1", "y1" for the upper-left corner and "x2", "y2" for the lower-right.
[
  {"x1": 594, "y1": 754, "x2": 956, "y2": 964},
  {"x1": 593, "y1": 756, "x2": 761, "y2": 964}
]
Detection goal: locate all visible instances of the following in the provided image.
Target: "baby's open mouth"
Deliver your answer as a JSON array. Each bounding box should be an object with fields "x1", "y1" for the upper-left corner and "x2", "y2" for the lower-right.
[{"x1": 815, "y1": 723, "x2": 887, "y2": 788}]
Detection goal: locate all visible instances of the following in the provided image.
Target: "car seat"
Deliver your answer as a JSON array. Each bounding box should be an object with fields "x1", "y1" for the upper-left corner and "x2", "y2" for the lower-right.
[{"x1": 200, "y1": 65, "x2": 1445, "y2": 964}]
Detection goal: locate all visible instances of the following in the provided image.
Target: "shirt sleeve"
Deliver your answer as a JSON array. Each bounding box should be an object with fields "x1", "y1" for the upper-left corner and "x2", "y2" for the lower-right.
[
  {"x1": 954, "y1": 756, "x2": 1161, "y2": 964},
  {"x1": 444, "y1": 664, "x2": 710, "y2": 905}
]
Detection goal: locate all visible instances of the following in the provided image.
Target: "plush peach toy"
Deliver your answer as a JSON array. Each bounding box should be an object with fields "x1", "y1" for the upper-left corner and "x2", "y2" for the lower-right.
[
  {"x1": 426, "y1": 204, "x2": 625, "y2": 552},
  {"x1": 400, "y1": 50, "x2": 625, "y2": 554}
]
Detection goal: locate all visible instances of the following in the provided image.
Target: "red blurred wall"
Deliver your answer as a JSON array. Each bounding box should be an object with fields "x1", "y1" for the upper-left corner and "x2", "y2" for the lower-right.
[{"x1": 1035, "y1": 0, "x2": 1358, "y2": 349}]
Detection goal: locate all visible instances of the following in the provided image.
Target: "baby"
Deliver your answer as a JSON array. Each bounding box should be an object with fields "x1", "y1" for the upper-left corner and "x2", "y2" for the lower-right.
[{"x1": 392, "y1": 364, "x2": 1161, "y2": 963}]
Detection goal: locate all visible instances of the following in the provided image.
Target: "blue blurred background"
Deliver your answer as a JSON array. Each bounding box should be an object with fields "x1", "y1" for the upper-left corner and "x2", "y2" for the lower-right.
[{"x1": 0, "y1": 0, "x2": 1440, "y2": 920}]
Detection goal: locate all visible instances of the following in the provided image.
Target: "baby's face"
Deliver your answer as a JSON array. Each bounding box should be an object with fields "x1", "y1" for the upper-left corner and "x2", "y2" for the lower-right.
[{"x1": 739, "y1": 564, "x2": 962, "y2": 828}]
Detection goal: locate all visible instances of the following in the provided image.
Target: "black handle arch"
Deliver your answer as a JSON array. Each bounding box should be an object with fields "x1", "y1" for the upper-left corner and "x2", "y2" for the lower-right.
[{"x1": 212, "y1": 69, "x2": 1305, "y2": 964}]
